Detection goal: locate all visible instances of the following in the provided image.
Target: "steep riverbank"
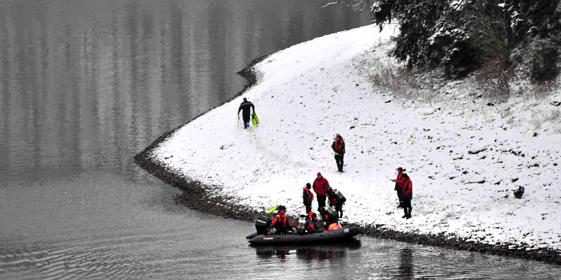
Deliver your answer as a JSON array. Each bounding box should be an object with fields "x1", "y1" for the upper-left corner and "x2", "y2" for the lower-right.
[{"x1": 136, "y1": 24, "x2": 561, "y2": 264}]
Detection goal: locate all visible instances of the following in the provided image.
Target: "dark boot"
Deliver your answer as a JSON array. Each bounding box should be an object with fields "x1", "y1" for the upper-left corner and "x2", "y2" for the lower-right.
[
  {"x1": 406, "y1": 208, "x2": 412, "y2": 219},
  {"x1": 402, "y1": 208, "x2": 407, "y2": 218}
]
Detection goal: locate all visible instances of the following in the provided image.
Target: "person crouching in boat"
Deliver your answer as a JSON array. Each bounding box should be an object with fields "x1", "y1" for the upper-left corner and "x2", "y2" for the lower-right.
[
  {"x1": 318, "y1": 206, "x2": 338, "y2": 230},
  {"x1": 271, "y1": 205, "x2": 291, "y2": 234},
  {"x1": 296, "y1": 210, "x2": 319, "y2": 234}
]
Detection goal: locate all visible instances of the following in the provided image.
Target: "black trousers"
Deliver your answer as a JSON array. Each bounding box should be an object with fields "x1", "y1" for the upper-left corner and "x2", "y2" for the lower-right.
[
  {"x1": 334, "y1": 154, "x2": 344, "y2": 172},
  {"x1": 304, "y1": 202, "x2": 312, "y2": 213},
  {"x1": 402, "y1": 197, "x2": 412, "y2": 217},
  {"x1": 317, "y1": 195, "x2": 326, "y2": 209},
  {"x1": 242, "y1": 115, "x2": 250, "y2": 129},
  {"x1": 275, "y1": 225, "x2": 289, "y2": 234}
]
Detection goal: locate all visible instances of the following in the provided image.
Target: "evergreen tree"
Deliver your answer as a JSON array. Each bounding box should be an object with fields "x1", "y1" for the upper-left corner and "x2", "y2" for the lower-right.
[
  {"x1": 348, "y1": 0, "x2": 561, "y2": 81},
  {"x1": 510, "y1": 0, "x2": 561, "y2": 81}
]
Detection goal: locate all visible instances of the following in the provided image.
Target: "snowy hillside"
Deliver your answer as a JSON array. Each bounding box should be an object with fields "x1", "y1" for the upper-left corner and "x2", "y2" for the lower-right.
[{"x1": 145, "y1": 24, "x2": 561, "y2": 255}]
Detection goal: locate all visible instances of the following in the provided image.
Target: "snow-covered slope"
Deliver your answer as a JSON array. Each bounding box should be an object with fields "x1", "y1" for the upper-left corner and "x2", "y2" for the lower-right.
[{"x1": 147, "y1": 24, "x2": 561, "y2": 253}]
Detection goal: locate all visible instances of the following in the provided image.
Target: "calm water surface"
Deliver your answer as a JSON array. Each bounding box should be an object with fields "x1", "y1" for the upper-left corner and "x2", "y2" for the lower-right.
[{"x1": 1, "y1": 0, "x2": 560, "y2": 279}]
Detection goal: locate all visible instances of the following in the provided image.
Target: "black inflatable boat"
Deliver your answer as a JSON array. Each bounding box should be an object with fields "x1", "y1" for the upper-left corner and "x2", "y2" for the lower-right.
[{"x1": 246, "y1": 224, "x2": 361, "y2": 245}]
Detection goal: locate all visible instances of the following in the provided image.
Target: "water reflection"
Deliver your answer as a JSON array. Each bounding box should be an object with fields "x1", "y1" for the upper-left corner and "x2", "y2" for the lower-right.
[
  {"x1": 0, "y1": 0, "x2": 370, "y2": 182},
  {"x1": 253, "y1": 239, "x2": 361, "y2": 262},
  {"x1": 397, "y1": 248, "x2": 414, "y2": 280}
]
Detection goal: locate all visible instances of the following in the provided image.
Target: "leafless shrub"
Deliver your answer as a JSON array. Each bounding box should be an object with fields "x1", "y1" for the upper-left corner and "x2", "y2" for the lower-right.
[
  {"x1": 475, "y1": 58, "x2": 512, "y2": 100},
  {"x1": 530, "y1": 109, "x2": 561, "y2": 130},
  {"x1": 533, "y1": 79, "x2": 559, "y2": 99},
  {"x1": 368, "y1": 63, "x2": 420, "y2": 97}
]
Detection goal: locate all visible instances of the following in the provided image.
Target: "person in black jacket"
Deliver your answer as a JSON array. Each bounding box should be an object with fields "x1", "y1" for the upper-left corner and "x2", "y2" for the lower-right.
[
  {"x1": 327, "y1": 188, "x2": 346, "y2": 218},
  {"x1": 318, "y1": 207, "x2": 338, "y2": 229},
  {"x1": 238, "y1": 97, "x2": 255, "y2": 129}
]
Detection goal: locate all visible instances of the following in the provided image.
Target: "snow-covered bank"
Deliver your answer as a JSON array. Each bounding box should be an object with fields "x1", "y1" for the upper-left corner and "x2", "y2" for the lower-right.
[{"x1": 138, "y1": 24, "x2": 561, "y2": 262}]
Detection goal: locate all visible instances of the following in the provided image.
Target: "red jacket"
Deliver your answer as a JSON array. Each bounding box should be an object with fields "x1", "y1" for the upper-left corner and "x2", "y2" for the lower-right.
[
  {"x1": 331, "y1": 137, "x2": 345, "y2": 154},
  {"x1": 306, "y1": 211, "x2": 317, "y2": 232},
  {"x1": 328, "y1": 190, "x2": 340, "y2": 207},
  {"x1": 313, "y1": 176, "x2": 330, "y2": 196},
  {"x1": 395, "y1": 172, "x2": 406, "y2": 188},
  {"x1": 402, "y1": 176, "x2": 413, "y2": 198},
  {"x1": 272, "y1": 214, "x2": 290, "y2": 227}
]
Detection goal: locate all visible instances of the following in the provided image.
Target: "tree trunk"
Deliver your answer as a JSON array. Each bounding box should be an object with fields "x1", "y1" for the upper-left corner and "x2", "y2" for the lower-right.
[{"x1": 503, "y1": 0, "x2": 514, "y2": 67}]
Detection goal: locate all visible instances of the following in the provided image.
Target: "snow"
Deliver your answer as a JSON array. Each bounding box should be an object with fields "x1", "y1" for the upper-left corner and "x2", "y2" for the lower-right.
[
  {"x1": 451, "y1": 0, "x2": 467, "y2": 10},
  {"x1": 146, "y1": 24, "x2": 561, "y2": 252}
]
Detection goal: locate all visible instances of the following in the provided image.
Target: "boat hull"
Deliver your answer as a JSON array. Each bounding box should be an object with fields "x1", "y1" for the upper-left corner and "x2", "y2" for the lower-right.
[{"x1": 246, "y1": 225, "x2": 360, "y2": 245}]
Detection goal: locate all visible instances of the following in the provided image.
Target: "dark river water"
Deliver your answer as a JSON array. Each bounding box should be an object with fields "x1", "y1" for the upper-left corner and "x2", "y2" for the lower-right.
[{"x1": 1, "y1": 0, "x2": 560, "y2": 279}]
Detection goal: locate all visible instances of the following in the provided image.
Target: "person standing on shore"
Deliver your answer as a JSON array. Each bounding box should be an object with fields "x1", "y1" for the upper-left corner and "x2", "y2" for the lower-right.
[
  {"x1": 302, "y1": 183, "x2": 314, "y2": 213},
  {"x1": 313, "y1": 172, "x2": 330, "y2": 210},
  {"x1": 331, "y1": 134, "x2": 346, "y2": 172},
  {"x1": 392, "y1": 167, "x2": 406, "y2": 208},
  {"x1": 328, "y1": 188, "x2": 346, "y2": 218},
  {"x1": 237, "y1": 97, "x2": 255, "y2": 129},
  {"x1": 401, "y1": 173, "x2": 413, "y2": 219}
]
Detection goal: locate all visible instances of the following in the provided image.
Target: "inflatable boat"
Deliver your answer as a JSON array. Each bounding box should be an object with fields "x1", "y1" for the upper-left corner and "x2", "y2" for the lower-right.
[{"x1": 246, "y1": 224, "x2": 361, "y2": 245}]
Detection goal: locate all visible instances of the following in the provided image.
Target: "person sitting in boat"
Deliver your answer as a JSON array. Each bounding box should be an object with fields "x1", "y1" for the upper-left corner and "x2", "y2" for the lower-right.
[
  {"x1": 318, "y1": 206, "x2": 338, "y2": 229},
  {"x1": 271, "y1": 205, "x2": 291, "y2": 234},
  {"x1": 305, "y1": 210, "x2": 319, "y2": 233}
]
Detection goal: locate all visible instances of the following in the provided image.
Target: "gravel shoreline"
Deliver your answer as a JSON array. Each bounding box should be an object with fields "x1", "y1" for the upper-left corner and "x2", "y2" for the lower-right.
[{"x1": 134, "y1": 60, "x2": 561, "y2": 265}]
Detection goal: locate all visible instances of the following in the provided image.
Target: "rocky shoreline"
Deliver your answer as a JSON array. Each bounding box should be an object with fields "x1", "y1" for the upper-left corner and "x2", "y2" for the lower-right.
[{"x1": 134, "y1": 60, "x2": 561, "y2": 265}]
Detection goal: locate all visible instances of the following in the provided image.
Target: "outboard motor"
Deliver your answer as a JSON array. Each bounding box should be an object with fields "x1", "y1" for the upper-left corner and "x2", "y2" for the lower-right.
[{"x1": 255, "y1": 216, "x2": 270, "y2": 235}]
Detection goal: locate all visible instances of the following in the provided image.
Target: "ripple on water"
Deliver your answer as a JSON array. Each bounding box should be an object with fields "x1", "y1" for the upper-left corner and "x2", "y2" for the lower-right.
[{"x1": 0, "y1": 242, "x2": 154, "y2": 280}]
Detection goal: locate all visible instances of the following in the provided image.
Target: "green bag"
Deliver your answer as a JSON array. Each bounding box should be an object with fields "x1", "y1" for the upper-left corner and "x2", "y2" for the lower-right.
[
  {"x1": 251, "y1": 112, "x2": 260, "y2": 127},
  {"x1": 266, "y1": 205, "x2": 278, "y2": 214}
]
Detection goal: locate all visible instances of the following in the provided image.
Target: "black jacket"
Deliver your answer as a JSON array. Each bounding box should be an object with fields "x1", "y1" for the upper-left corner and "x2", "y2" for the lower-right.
[{"x1": 238, "y1": 100, "x2": 255, "y2": 119}]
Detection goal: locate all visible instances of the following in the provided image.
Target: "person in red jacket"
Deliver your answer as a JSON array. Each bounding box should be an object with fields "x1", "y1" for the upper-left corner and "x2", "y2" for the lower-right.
[
  {"x1": 392, "y1": 167, "x2": 406, "y2": 208},
  {"x1": 302, "y1": 183, "x2": 314, "y2": 213},
  {"x1": 331, "y1": 134, "x2": 346, "y2": 172},
  {"x1": 271, "y1": 206, "x2": 291, "y2": 233},
  {"x1": 401, "y1": 173, "x2": 413, "y2": 219},
  {"x1": 305, "y1": 210, "x2": 318, "y2": 233},
  {"x1": 313, "y1": 172, "x2": 330, "y2": 210}
]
